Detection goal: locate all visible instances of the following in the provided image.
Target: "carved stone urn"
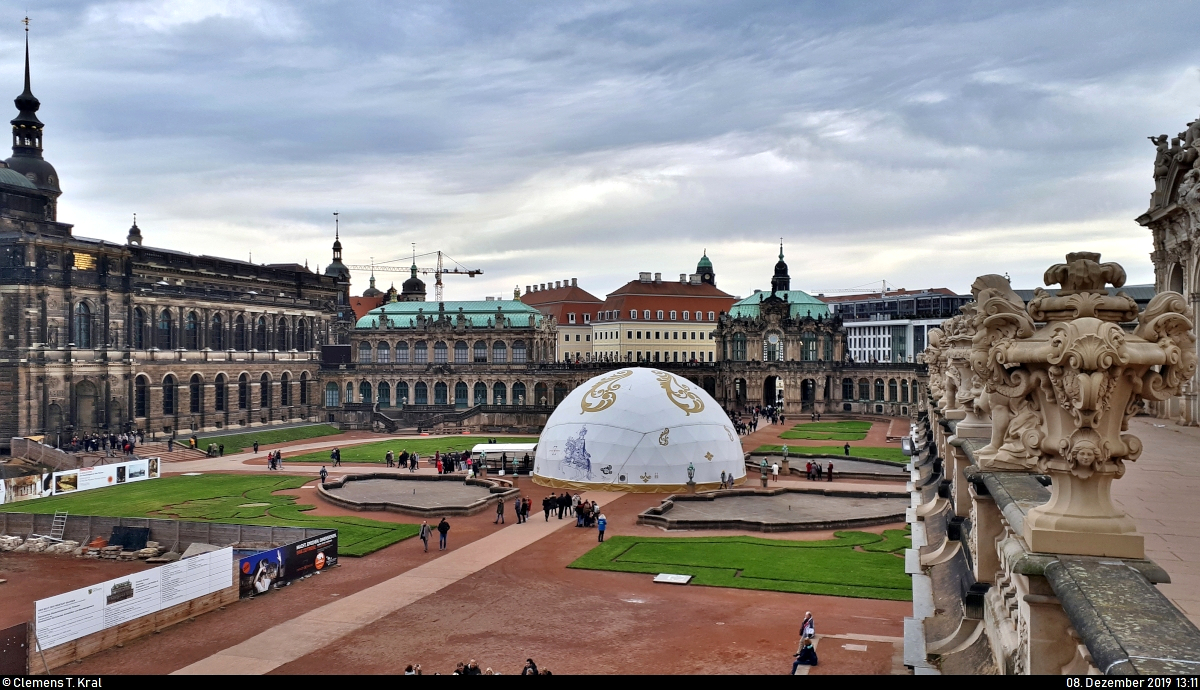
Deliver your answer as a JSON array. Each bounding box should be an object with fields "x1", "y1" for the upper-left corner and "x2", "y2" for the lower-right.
[{"x1": 989, "y1": 253, "x2": 1196, "y2": 558}]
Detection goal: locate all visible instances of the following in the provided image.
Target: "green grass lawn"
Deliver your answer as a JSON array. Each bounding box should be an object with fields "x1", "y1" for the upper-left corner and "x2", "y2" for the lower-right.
[
  {"x1": 285, "y1": 436, "x2": 536, "y2": 463},
  {"x1": 779, "y1": 420, "x2": 871, "y2": 441},
  {"x1": 753, "y1": 444, "x2": 908, "y2": 463},
  {"x1": 0, "y1": 474, "x2": 417, "y2": 557},
  {"x1": 570, "y1": 530, "x2": 911, "y2": 600},
  {"x1": 197, "y1": 424, "x2": 344, "y2": 453}
]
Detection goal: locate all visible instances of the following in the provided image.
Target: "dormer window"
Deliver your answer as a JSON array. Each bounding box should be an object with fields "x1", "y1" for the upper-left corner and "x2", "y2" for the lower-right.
[{"x1": 568, "y1": 313, "x2": 576, "y2": 324}]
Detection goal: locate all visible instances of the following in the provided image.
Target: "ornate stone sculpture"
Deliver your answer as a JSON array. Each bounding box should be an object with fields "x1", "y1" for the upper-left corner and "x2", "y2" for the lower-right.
[{"x1": 986, "y1": 252, "x2": 1196, "y2": 558}]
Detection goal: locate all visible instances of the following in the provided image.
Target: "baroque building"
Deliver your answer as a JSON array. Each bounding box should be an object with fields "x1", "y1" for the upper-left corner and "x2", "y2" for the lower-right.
[
  {"x1": 1139, "y1": 111, "x2": 1200, "y2": 425},
  {"x1": 0, "y1": 40, "x2": 343, "y2": 446}
]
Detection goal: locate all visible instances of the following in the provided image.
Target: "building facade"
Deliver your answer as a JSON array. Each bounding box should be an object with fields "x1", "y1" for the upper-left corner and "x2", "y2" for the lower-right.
[
  {"x1": 520, "y1": 278, "x2": 602, "y2": 362},
  {"x1": 0, "y1": 44, "x2": 343, "y2": 446},
  {"x1": 821, "y1": 288, "x2": 968, "y2": 364},
  {"x1": 1139, "y1": 111, "x2": 1200, "y2": 424}
]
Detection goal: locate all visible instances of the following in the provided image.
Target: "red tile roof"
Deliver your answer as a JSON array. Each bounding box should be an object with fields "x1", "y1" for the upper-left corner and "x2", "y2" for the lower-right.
[
  {"x1": 520, "y1": 284, "x2": 603, "y2": 324},
  {"x1": 596, "y1": 279, "x2": 736, "y2": 322},
  {"x1": 350, "y1": 295, "x2": 386, "y2": 320}
]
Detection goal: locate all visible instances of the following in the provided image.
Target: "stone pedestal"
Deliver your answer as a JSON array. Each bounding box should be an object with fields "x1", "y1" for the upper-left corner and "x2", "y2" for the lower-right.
[{"x1": 1024, "y1": 472, "x2": 1144, "y2": 559}]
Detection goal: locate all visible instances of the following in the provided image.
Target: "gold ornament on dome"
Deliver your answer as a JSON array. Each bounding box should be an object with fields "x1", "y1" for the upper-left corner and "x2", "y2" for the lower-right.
[
  {"x1": 704, "y1": 452, "x2": 713, "y2": 461},
  {"x1": 725, "y1": 426, "x2": 736, "y2": 442},
  {"x1": 640, "y1": 473, "x2": 652, "y2": 483},
  {"x1": 580, "y1": 369, "x2": 633, "y2": 414},
  {"x1": 658, "y1": 428, "x2": 670, "y2": 446},
  {"x1": 655, "y1": 371, "x2": 704, "y2": 415}
]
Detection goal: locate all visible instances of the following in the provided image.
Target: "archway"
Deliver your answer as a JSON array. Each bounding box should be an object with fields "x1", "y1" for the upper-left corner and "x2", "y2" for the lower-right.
[
  {"x1": 75, "y1": 380, "x2": 98, "y2": 432},
  {"x1": 800, "y1": 379, "x2": 816, "y2": 411},
  {"x1": 762, "y1": 375, "x2": 782, "y2": 408},
  {"x1": 734, "y1": 378, "x2": 747, "y2": 408}
]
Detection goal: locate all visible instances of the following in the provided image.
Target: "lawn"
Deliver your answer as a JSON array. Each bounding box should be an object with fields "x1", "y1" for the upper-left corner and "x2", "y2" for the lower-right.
[
  {"x1": 0, "y1": 474, "x2": 417, "y2": 557},
  {"x1": 196, "y1": 424, "x2": 344, "y2": 453},
  {"x1": 779, "y1": 420, "x2": 871, "y2": 441},
  {"x1": 570, "y1": 530, "x2": 911, "y2": 600},
  {"x1": 753, "y1": 445, "x2": 907, "y2": 463},
  {"x1": 285, "y1": 436, "x2": 536, "y2": 463}
]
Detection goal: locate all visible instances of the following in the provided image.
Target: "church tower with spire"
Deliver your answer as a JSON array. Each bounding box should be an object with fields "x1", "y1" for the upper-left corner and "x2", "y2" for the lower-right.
[
  {"x1": 5, "y1": 20, "x2": 60, "y2": 219},
  {"x1": 771, "y1": 241, "x2": 790, "y2": 294}
]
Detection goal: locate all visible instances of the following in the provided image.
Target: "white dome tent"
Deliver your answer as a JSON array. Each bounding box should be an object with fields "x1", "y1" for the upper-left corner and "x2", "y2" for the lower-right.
[{"x1": 533, "y1": 368, "x2": 746, "y2": 492}]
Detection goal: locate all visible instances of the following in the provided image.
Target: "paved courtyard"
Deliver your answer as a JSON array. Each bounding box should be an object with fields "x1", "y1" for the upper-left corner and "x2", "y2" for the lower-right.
[{"x1": 324, "y1": 478, "x2": 495, "y2": 510}]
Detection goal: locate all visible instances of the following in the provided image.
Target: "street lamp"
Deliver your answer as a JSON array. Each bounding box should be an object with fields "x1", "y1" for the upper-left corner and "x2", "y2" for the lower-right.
[{"x1": 686, "y1": 462, "x2": 696, "y2": 493}]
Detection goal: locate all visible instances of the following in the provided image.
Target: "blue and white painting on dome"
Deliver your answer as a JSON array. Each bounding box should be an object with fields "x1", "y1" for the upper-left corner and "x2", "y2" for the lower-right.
[{"x1": 559, "y1": 426, "x2": 592, "y2": 480}]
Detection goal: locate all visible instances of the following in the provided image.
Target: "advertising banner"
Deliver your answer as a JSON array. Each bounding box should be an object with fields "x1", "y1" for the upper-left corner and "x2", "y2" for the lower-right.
[
  {"x1": 2, "y1": 473, "x2": 51, "y2": 504},
  {"x1": 239, "y1": 531, "x2": 338, "y2": 597},
  {"x1": 34, "y1": 547, "x2": 233, "y2": 650},
  {"x1": 2, "y1": 457, "x2": 162, "y2": 505}
]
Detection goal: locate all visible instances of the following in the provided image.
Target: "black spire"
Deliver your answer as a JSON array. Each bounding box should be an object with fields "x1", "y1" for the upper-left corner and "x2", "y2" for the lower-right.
[
  {"x1": 771, "y1": 240, "x2": 790, "y2": 293},
  {"x1": 6, "y1": 19, "x2": 60, "y2": 200}
]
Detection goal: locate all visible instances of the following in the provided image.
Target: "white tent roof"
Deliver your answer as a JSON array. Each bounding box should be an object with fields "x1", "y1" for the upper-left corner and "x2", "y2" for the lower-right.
[{"x1": 533, "y1": 367, "x2": 746, "y2": 492}]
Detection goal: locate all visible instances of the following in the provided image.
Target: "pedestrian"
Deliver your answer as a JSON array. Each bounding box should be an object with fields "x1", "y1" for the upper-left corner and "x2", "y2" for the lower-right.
[
  {"x1": 800, "y1": 611, "x2": 815, "y2": 638},
  {"x1": 253, "y1": 440, "x2": 259, "y2": 454},
  {"x1": 844, "y1": 442, "x2": 850, "y2": 456},
  {"x1": 772, "y1": 462, "x2": 780, "y2": 483},
  {"x1": 494, "y1": 497, "x2": 505, "y2": 524},
  {"x1": 827, "y1": 461, "x2": 834, "y2": 482},
  {"x1": 597, "y1": 512, "x2": 607, "y2": 542},
  {"x1": 792, "y1": 639, "x2": 818, "y2": 673},
  {"x1": 522, "y1": 659, "x2": 539, "y2": 676},
  {"x1": 419, "y1": 520, "x2": 430, "y2": 552},
  {"x1": 168, "y1": 437, "x2": 174, "y2": 453},
  {"x1": 331, "y1": 448, "x2": 341, "y2": 467},
  {"x1": 219, "y1": 443, "x2": 225, "y2": 457},
  {"x1": 319, "y1": 466, "x2": 328, "y2": 484},
  {"x1": 806, "y1": 461, "x2": 813, "y2": 481},
  {"x1": 720, "y1": 470, "x2": 727, "y2": 488},
  {"x1": 386, "y1": 450, "x2": 394, "y2": 468},
  {"x1": 544, "y1": 493, "x2": 554, "y2": 521},
  {"x1": 437, "y1": 517, "x2": 450, "y2": 550}
]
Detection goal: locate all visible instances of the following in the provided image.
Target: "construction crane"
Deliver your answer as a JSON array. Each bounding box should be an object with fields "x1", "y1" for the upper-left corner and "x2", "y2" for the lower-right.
[{"x1": 346, "y1": 248, "x2": 482, "y2": 303}]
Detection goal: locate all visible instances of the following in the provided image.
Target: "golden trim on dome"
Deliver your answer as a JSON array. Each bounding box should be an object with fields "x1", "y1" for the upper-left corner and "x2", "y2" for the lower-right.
[
  {"x1": 580, "y1": 369, "x2": 633, "y2": 414},
  {"x1": 658, "y1": 428, "x2": 670, "y2": 446},
  {"x1": 655, "y1": 371, "x2": 705, "y2": 416}
]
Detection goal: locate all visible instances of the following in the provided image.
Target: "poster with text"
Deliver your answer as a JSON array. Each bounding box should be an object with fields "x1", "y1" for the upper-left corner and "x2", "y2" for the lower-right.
[{"x1": 238, "y1": 531, "x2": 338, "y2": 597}]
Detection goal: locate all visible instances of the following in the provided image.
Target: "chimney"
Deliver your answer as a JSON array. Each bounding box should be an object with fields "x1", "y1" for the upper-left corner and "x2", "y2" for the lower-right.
[
  {"x1": 571, "y1": 278, "x2": 577, "y2": 287},
  {"x1": 525, "y1": 285, "x2": 531, "y2": 294},
  {"x1": 690, "y1": 275, "x2": 700, "y2": 285},
  {"x1": 540, "y1": 283, "x2": 545, "y2": 291},
  {"x1": 654, "y1": 272, "x2": 661, "y2": 283},
  {"x1": 680, "y1": 273, "x2": 686, "y2": 283},
  {"x1": 555, "y1": 281, "x2": 561, "y2": 289},
  {"x1": 639, "y1": 272, "x2": 652, "y2": 282}
]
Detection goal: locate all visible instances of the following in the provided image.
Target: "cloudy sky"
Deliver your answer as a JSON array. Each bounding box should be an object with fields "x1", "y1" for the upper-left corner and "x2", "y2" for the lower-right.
[{"x1": 4, "y1": 1, "x2": 1199, "y2": 299}]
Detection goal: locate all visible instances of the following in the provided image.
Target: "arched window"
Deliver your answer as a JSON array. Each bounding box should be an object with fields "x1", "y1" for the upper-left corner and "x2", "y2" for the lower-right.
[
  {"x1": 534, "y1": 382, "x2": 548, "y2": 406},
  {"x1": 492, "y1": 341, "x2": 508, "y2": 363},
  {"x1": 764, "y1": 332, "x2": 781, "y2": 361},
  {"x1": 493, "y1": 381, "x2": 507, "y2": 405},
  {"x1": 157, "y1": 309, "x2": 173, "y2": 350},
  {"x1": 875, "y1": 379, "x2": 885, "y2": 401},
  {"x1": 346, "y1": 382, "x2": 354, "y2": 404},
  {"x1": 414, "y1": 341, "x2": 428, "y2": 364},
  {"x1": 397, "y1": 381, "x2": 409, "y2": 405},
  {"x1": 455, "y1": 341, "x2": 468, "y2": 364},
  {"x1": 377, "y1": 381, "x2": 391, "y2": 407},
  {"x1": 324, "y1": 383, "x2": 340, "y2": 408},
  {"x1": 513, "y1": 340, "x2": 527, "y2": 364},
  {"x1": 280, "y1": 372, "x2": 291, "y2": 406},
  {"x1": 185, "y1": 312, "x2": 199, "y2": 350},
  {"x1": 377, "y1": 342, "x2": 390, "y2": 364},
  {"x1": 414, "y1": 381, "x2": 428, "y2": 405},
  {"x1": 234, "y1": 315, "x2": 246, "y2": 350},
  {"x1": 901, "y1": 380, "x2": 910, "y2": 403},
  {"x1": 434, "y1": 341, "x2": 448, "y2": 364},
  {"x1": 273, "y1": 317, "x2": 287, "y2": 350},
  {"x1": 254, "y1": 317, "x2": 267, "y2": 351},
  {"x1": 358, "y1": 341, "x2": 373, "y2": 363},
  {"x1": 260, "y1": 373, "x2": 272, "y2": 408},
  {"x1": 134, "y1": 375, "x2": 149, "y2": 417},
  {"x1": 211, "y1": 313, "x2": 224, "y2": 350},
  {"x1": 732, "y1": 333, "x2": 747, "y2": 361},
  {"x1": 454, "y1": 381, "x2": 468, "y2": 407},
  {"x1": 512, "y1": 382, "x2": 527, "y2": 405},
  {"x1": 296, "y1": 319, "x2": 309, "y2": 351},
  {"x1": 238, "y1": 373, "x2": 249, "y2": 409},
  {"x1": 888, "y1": 379, "x2": 898, "y2": 402},
  {"x1": 553, "y1": 383, "x2": 568, "y2": 405},
  {"x1": 74, "y1": 302, "x2": 92, "y2": 348},
  {"x1": 912, "y1": 382, "x2": 919, "y2": 402},
  {"x1": 473, "y1": 341, "x2": 487, "y2": 363},
  {"x1": 299, "y1": 372, "x2": 309, "y2": 405},
  {"x1": 162, "y1": 375, "x2": 176, "y2": 415},
  {"x1": 189, "y1": 374, "x2": 202, "y2": 413},
  {"x1": 842, "y1": 378, "x2": 854, "y2": 400},
  {"x1": 858, "y1": 379, "x2": 870, "y2": 401},
  {"x1": 132, "y1": 308, "x2": 146, "y2": 349},
  {"x1": 473, "y1": 382, "x2": 488, "y2": 405},
  {"x1": 215, "y1": 374, "x2": 227, "y2": 412},
  {"x1": 434, "y1": 381, "x2": 448, "y2": 405},
  {"x1": 396, "y1": 342, "x2": 409, "y2": 363},
  {"x1": 359, "y1": 381, "x2": 372, "y2": 404},
  {"x1": 801, "y1": 333, "x2": 817, "y2": 361}
]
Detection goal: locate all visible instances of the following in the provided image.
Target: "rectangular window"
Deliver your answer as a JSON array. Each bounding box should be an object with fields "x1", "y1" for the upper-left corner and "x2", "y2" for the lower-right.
[
  {"x1": 656, "y1": 310, "x2": 663, "y2": 320},
  {"x1": 691, "y1": 331, "x2": 696, "y2": 340},
  {"x1": 673, "y1": 331, "x2": 678, "y2": 340},
  {"x1": 695, "y1": 311, "x2": 702, "y2": 321},
  {"x1": 669, "y1": 310, "x2": 677, "y2": 320},
  {"x1": 636, "y1": 331, "x2": 642, "y2": 339},
  {"x1": 708, "y1": 352, "x2": 713, "y2": 362},
  {"x1": 584, "y1": 313, "x2": 591, "y2": 323},
  {"x1": 377, "y1": 347, "x2": 390, "y2": 364},
  {"x1": 655, "y1": 331, "x2": 660, "y2": 339},
  {"x1": 707, "y1": 311, "x2": 714, "y2": 321},
  {"x1": 682, "y1": 311, "x2": 690, "y2": 321},
  {"x1": 627, "y1": 330, "x2": 633, "y2": 339},
  {"x1": 564, "y1": 334, "x2": 570, "y2": 342},
  {"x1": 630, "y1": 310, "x2": 637, "y2": 319},
  {"x1": 575, "y1": 334, "x2": 581, "y2": 341},
  {"x1": 643, "y1": 310, "x2": 650, "y2": 319},
  {"x1": 653, "y1": 352, "x2": 660, "y2": 362},
  {"x1": 586, "y1": 334, "x2": 591, "y2": 341},
  {"x1": 568, "y1": 313, "x2": 576, "y2": 324}
]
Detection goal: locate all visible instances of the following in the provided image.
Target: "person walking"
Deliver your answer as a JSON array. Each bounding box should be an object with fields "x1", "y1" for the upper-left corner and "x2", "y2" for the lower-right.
[
  {"x1": 437, "y1": 517, "x2": 450, "y2": 550},
  {"x1": 331, "y1": 447, "x2": 341, "y2": 467},
  {"x1": 800, "y1": 611, "x2": 815, "y2": 639},
  {"x1": 218, "y1": 443, "x2": 225, "y2": 457},
  {"x1": 843, "y1": 442, "x2": 850, "y2": 456},
  {"x1": 418, "y1": 520, "x2": 431, "y2": 552},
  {"x1": 771, "y1": 462, "x2": 780, "y2": 483},
  {"x1": 827, "y1": 461, "x2": 834, "y2": 482},
  {"x1": 386, "y1": 450, "x2": 394, "y2": 468},
  {"x1": 253, "y1": 440, "x2": 259, "y2": 454},
  {"x1": 319, "y1": 466, "x2": 328, "y2": 484},
  {"x1": 494, "y1": 497, "x2": 505, "y2": 524},
  {"x1": 544, "y1": 493, "x2": 554, "y2": 521},
  {"x1": 597, "y1": 512, "x2": 607, "y2": 542}
]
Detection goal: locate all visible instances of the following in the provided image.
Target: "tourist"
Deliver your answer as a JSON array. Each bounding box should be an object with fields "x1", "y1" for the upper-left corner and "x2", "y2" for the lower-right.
[
  {"x1": 386, "y1": 450, "x2": 394, "y2": 467},
  {"x1": 815, "y1": 462, "x2": 823, "y2": 481},
  {"x1": 791, "y1": 639, "x2": 818, "y2": 673},
  {"x1": 419, "y1": 520, "x2": 431, "y2": 552},
  {"x1": 720, "y1": 470, "x2": 727, "y2": 487},
  {"x1": 772, "y1": 462, "x2": 779, "y2": 483},
  {"x1": 827, "y1": 461, "x2": 834, "y2": 482},
  {"x1": 331, "y1": 447, "x2": 341, "y2": 467},
  {"x1": 168, "y1": 437, "x2": 175, "y2": 453},
  {"x1": 543, "y1": 493, "x2": 554, "y2": 521},
  {"x1": 253, "y1": 440, "x2": 259, "y2": 454},
  {"x1": 399, "y1": 449, "x2": 410, "y2": 470},
  {"x1": 219, "y1": 443, "x2": 224, "y2": 457},
  {"x1": 801, "y1": 611, "x2": 815, "y2": 638},
  {"x1": 844, "y1": 442, "x2": 851, "y2": 456},
  {"x1": 436, "y1": 456, "x2": 443, "y2": 474},
  {"x1": 437, "y1": 517, "x2": 450, "y2": 550},
  {"x1": 494, "y1": 497, "x2": 505, "y2": 524},
  {"x1": 319, "y1": 466, "x2": 328, "y2": 484},
  {"x1": 522, "y1": 659, "x2": 539, "y2": 675},
  {"x1": 557, "y1": 492, "x2": 569, "y2": 519},
  {"x1": 805, "y1": 461, "x2": 813, "y2": 481},
  {"x1": 597, "y1": 512, "x2": 607, "y2": 542}
]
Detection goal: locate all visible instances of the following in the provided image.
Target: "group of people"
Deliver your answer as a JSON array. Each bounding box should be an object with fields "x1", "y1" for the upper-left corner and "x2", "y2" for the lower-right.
[
  {"x1": 61, "y1": 430, "x2": 144, "y2": 455},
  {"x1": 417, "y1": 518, "x2": 453, "y2": 551},
  {"x1": 402, "y1": 658, "x2": 553, "y2": 675},
  {"x1": 727, "y1": 404, "x2": 785, "y2": 436},
  {"x1": 805, "y1": 460, "x2": 833, "y2": 482},
  {"x1": 494, "y1": 496, "x2": 534, "y2": 524},
  {"x1": 384, "y1": 449, "x2": 422, "y2": 471},
  {"x1": 265, "y1": 449, "x2": 285, "y2": 470}
]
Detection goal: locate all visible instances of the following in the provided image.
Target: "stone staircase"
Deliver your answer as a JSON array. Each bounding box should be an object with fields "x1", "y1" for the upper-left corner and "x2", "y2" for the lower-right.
[{"x1": 137, "y1": 442, "x2": 208, "y2": 462}]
